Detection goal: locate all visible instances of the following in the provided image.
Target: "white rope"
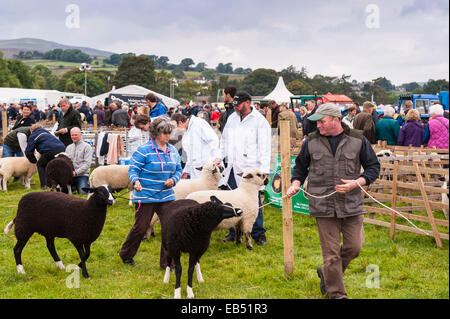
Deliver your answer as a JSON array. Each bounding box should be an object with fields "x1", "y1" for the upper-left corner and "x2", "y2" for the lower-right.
[
  {"x1": 261, "y1": 181, "x2": 431, "y2": 236},
  {"x1": 355, "y1": 181, "x2": 431, "y2": 236}
]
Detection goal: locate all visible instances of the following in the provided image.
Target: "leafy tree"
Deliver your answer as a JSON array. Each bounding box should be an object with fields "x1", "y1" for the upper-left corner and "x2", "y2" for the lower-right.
[
  {"x1": 240, "y1": 68, "x2": 279, "y2": 95},
  {"x1": 153, "y1": 70, "x2": 172, "y2": 96},
  {"x1": 7, "y1": 59, "x2": 34, "y2": 88},
  {"x1": 194, "y1": 62, "x2": 206, "y2": 72},
  {"x1": 180, "y1": 58, "x2": 195, "y2": 71},
  {"x1": 113, "y1": 55, "x2": 156, "y2": 89},
  {"x1": 104, "y1": 53, "x2": 135, "y2": 66},
  {"x1": 0, "y1": 53, "x2": 21, "y2": 87},
  {"x1": 287, "y1": 80, "x2": 313, "y2": 95},
  {"x1": 172, "y1": 67, "x2": 185, "y2": 79},
  {"x1": 157, "y1": 56, "x2": 169, "y2": 68},
  {"x1": 201, "y1": 69, "x2": 216, "y2": 81},
  {"x1": 422, "y1": 79, "x2": 449, "y2": 94},
  {"x1": 403, "y1": 82, "x2": 420, "y2": 92}
]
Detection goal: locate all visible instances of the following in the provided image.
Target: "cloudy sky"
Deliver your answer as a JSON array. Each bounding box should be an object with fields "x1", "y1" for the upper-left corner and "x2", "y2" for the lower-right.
[{"x1": 1, "y1": 0, "x2": 448, "y2": 85}]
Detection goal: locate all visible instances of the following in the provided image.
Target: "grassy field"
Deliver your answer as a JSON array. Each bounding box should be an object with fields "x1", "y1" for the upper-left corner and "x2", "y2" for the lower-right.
[{"x1": 0, "y1": 174, "x2": 448, "y2": 299}]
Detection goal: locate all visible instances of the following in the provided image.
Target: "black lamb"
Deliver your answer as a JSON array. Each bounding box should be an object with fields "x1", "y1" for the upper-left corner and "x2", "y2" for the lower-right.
[
  {"x1": 45, "y1": 153, "x2": 75, "y2": 193},
  {"x1": 4, "y1": 185, "x2": 115, "y2": 279},
  {"x1": 159, "y1": 196, "x2": 243, "y2": 299}
]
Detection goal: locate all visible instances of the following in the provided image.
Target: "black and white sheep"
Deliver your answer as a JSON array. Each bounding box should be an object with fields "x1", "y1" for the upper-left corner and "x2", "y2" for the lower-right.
[
  {"x1": 145, "y1": 162, "x2": 224, "y2": 239},
  {"x1": 186, "y1": 168, "x2": 269, "y2": 250},
  {"x1": 4, "y1": 185, "x2": 115, "y2": 279},
  {"x1": 159, "y1": 196, "x2": 242, "y2": 299},
  {"x1": 45, "y1": 153, "x2": 75, "y2": 194}
]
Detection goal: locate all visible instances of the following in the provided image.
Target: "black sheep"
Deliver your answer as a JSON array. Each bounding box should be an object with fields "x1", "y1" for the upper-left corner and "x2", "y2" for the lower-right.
[
  {"x1": 4, "y1": 185, "x2": 114, "y2": 279},
  {"x1": 45, "y1": 153, "x2": 75, "y2": 193},
  {"x1": 160, "y1": 196, "x2": 242, "y2": 299}
]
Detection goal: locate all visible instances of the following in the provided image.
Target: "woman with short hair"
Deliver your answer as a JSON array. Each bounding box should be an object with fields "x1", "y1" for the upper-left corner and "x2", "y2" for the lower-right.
[
  {"x1": 120, "y1": 116, "x2": 182, "y2": 268},
  {"x1": 423, "y1": 104, "x2": 449, "y2": 149},
  {"x1": 12, "y1": 104, "x2": 36, "y2": 130},
  {"x1": 397, "y1": 109, "x2": 424, "y2": 147}
]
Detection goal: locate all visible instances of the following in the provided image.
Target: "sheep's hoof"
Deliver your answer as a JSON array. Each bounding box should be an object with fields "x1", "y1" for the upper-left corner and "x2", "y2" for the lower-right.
[
  {"x1": 246, "y1": 245, "x2": 253, "y2": 251},
  {"x1": 174, "y1": 288, "x2": 181, "y2": 299},
  {"x1": 163, "y1": 267, "x2": 170, "y2": 284},
  {"x1": 17, "y1": 264, "x2": 26, "y2": 274},
  {"x1": 187, "y1": 286, "x2": 194, "y2": 299},
  {"x1": 55, "y1": 261, "x2": 65, "y2": 270}
]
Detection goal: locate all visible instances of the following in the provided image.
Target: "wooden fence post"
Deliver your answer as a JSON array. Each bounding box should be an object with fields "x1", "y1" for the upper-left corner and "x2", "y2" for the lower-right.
[
  {"x1": 390, "y1": 161, "x2": 399, "y2": 239},
  {"x1": 280, "y1": 120, "x2": 294, "y2": 274},
  {"x1": 2, "y1": 109, "x2": 7, "y2": 139}
]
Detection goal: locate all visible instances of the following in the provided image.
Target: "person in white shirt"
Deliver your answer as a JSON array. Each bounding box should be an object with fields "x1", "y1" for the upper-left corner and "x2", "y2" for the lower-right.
[
  {"x1": 213, "y1": 91, "x2": 271, "y2": 246},
  {"x1": 172, "y1": 113, "x2": 220, "y2": 179},
  {"x1": 127, "y1": 114, "x2": 150, "y2": 156},
  {"x1": 342, "y1": 105, "x2": 357, "y2": 129}
]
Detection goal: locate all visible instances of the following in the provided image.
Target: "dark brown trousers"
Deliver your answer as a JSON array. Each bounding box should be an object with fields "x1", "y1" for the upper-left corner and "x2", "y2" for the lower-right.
[
  {"x1": 316, "y1": 214, "x2": 365, "y2": 299},
  {"x1": 119, "y1": 201, "x2": 173, "y2": 268}
]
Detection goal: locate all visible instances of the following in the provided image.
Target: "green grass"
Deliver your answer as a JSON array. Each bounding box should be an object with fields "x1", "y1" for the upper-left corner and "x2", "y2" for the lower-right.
[{"x1": 0, "y1": 175, "x2": 448, "y2": 299}]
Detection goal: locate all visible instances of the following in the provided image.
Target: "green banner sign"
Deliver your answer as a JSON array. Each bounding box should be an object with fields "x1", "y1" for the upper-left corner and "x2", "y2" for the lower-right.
[{"x1": 263, "y1": 155, "x2": 309, "y2": 215}]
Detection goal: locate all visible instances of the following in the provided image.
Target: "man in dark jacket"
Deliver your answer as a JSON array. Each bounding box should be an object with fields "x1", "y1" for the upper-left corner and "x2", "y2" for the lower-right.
[
  {"x1": 287, "y1": 103, "x2": 380, "y2": 299},
  {"x1": 269, "y1": 100, "x2": 280, "y2": 129},
  {"x1": 25, "y1": 124, "x2": 66, "y2": 189},
  {"x1": 218, "y1": 85, "x2": 236, "y2": 133},
  {"x1": 302, "y1": 100, "x2": 318, "y2": 138},
  {"x1": 56, "y1": 99, "x2": 82, "y2": 146}
]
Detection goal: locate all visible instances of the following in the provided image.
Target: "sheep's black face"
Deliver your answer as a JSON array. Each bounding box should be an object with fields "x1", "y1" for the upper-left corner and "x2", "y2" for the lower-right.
[
  {"x1": 210, "y1": 196, "x2": 243, "y2": 220},
  {"x1": 83, "y1": 185, "x2": 115, "y2": 206}
]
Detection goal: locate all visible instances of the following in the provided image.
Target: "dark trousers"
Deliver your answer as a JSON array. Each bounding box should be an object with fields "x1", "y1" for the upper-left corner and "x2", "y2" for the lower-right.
[
  {"x1": 316, "y1": 214, "x2": 365, "y2": 299},
  {"x1": 119, "y1": 201, "x2": 173, "y2": 267},
  {"x1": 226, "y1": 168, "x2": 266, "y2": 239},
  {"x1": 37, "y1": 150, "x2": 63, "y2": 187}
]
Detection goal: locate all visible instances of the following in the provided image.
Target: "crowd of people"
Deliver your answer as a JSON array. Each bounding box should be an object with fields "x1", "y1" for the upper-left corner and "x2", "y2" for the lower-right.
[{"x1": 1, "y1": 89, "x2": 448, "y2": 300}]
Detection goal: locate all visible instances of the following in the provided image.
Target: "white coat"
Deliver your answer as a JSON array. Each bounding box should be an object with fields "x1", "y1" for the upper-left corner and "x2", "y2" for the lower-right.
[
  {"x1": 219, "y1": 107, "x2": 271, "y2": 187},
  {"x1": 182, "y1": 116, "x2": 220, "y2": 179}
]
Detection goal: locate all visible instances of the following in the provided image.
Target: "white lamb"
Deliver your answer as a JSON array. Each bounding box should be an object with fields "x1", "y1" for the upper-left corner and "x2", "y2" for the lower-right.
[
  {"x1": 89, "y1": 165, "x2": 133, "y2": 205},
  {"x1": 0, "y1": 157, "x2": 37, "y2": 192},
  {"x1": 186, "y1": 168, "x2": 269, "y2": 250},
  {"x1": 145, "y1": 162, "x2": 224, "y2": 239}
]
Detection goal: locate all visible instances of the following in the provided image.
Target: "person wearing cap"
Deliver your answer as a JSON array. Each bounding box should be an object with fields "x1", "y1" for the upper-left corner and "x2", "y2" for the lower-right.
[
  {"x1": 286, "y1": 103, "x2": 380, "y2": 299},
  {"x1": 214, "y1": 91, "x2": 271, "y2": 246}
]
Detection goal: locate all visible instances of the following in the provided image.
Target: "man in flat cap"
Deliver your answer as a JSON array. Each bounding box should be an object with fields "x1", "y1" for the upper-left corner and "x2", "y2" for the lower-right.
[{"x1": 286, "y1": 103, "x2": 380, "y2": 299}]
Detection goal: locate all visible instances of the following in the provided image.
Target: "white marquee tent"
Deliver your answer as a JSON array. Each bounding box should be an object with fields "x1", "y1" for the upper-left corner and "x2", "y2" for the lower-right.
[
  {"x1": 91, "y1": 85, "x2": 180, "y2": 109},
  {"x1": 0, "y1": 87, "x2": 88, "y2": 110},
  {"x1": 263, "y1": 76, "x2": 294, "y2": 104}
]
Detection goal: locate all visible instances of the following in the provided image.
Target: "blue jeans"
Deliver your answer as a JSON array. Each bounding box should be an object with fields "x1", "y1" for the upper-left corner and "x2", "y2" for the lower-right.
[
  {"x1": 62, "y1": 176, "x2": 90, "y2": 194},
  {"x1": 2, "y1": 144, "x2": 24, "y2": 158},
  {"x1": 227, "y1": 168, "x2": 266, "y2": 239}
]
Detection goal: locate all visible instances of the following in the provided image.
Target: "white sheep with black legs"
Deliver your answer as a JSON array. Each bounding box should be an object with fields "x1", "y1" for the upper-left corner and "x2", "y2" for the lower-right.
[
  {"x1": 145, "y1": 162, "x2": 224, "y2": 239},
  {"x1": 186, "y1": 168, "x2": 269, "y2": 250},
  {"x1": 89, "y1": 165, "x2": 134, "y2": 206},
  {"x1": 45, "y1": 153, "x2": 75, "y2": 194},
  {"x1": 4, "y1": 185, "x2": 115, "y2": 279},
  {"x1": 159, "y1": 196, "x2": 242, "y2": 299}
]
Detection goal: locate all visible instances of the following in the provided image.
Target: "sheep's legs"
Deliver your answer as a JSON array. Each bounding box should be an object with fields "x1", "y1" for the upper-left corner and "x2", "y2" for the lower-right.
[
  {"x1": 45, "y1": 237, "x2": 64, "y2": 269},
  {"x1": 74, "y1": 243, "x2": 90, "y2": 279},
  {"x1": 13, "y1": 234, "x2": 32, "y2": 274},
  {"x1": 164, "y1": 256, "x2": 172, "y2": 284},
  {"x1": 187, "y1": 255, "x2": 199, "y2": 299},
  {"x1": 245, "y1": 232, "x2": 253, "y2": 250},
  {"x1": 174, "y1": 254, "x2": 182, "y2": 299},
  {"x1": 195, "y1": 262, "x2": 204, "y2": 283}
]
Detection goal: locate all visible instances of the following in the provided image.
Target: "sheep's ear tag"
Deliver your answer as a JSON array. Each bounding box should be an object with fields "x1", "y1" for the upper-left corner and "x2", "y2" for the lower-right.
[
  {"x1": 210, "y1": 196, "x2": 222, "y2": 205},
  {"x1": 242, "y1": 173, "x2": 253, "y2": 179},
  {"x1": 195, "y1": 167, "x2": 203, "y2": 171}
]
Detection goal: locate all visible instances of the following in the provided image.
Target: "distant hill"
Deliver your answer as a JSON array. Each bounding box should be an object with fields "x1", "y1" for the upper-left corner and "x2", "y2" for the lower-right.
[{"x1": 0, "y1": 38, "x2": 115, "y2": 58}]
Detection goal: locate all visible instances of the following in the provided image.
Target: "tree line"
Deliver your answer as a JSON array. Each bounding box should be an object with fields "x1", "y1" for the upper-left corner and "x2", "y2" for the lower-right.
[{"x1": 2, "y1": 51, "x2": 448, "y2": 104}]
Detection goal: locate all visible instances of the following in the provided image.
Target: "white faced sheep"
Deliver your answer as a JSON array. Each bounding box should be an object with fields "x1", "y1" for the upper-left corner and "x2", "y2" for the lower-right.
[
  {"x1": 45, "y1": 153, "x2": 75, "y2": 194},
  {"x1": 89, "y1": 165, "x2": 134, "y2": 206},
  {"x1": 4, "y1": 185, "x2": 115, "y2": 279},
  {"x1": 186, "y1": 168, "x2": 269, "y2": 250},
  {"x1": 0, "y1": 156, "x2": 37, "y2": 192},
  {"x1": 144, "y1": 162, "x2": 224, "y2": 239},
  {"x1": 160, "y1": 196, "x2": 242, "y2": 299}
]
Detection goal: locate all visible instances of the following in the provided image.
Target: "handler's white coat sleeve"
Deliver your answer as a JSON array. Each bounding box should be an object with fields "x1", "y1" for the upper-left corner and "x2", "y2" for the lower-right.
[
  {"x1": 258, "y1": 119, "x2": 272, "y2": 174},
  {"x1": 17, "y1": 132, "x2": 28, "y2": 154}
]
